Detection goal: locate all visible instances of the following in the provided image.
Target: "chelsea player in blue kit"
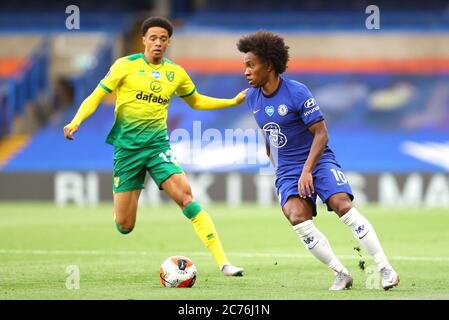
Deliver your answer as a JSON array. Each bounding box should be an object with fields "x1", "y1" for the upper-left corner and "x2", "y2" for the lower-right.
[{"x1": 237, "y1": 31, "x2": 399, "y2": 291}]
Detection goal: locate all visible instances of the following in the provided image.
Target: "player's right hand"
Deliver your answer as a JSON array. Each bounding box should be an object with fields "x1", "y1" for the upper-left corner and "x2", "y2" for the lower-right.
[
  {"x1": 63, "y1": 123, "x2": 79, "y2": 140},
  {"x1": 298, "y1": 171, "x2": 314, "y2": 198}
]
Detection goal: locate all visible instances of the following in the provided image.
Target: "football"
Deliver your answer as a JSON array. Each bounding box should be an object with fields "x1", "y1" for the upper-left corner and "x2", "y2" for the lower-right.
[{"x1": 159, "y1": 256, "x2": 197, "y2": 288}]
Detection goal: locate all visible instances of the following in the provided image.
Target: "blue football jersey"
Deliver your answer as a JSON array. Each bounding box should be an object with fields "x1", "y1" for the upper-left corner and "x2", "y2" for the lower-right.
[{"x1": 246, "y1": 77, "x2": 338, "y2": 175}]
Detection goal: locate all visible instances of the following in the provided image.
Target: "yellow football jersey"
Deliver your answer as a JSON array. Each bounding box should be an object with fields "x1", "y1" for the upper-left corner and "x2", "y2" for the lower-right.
[{"x1": 99, "y1": 53, "x2": 196, "y2": 148}]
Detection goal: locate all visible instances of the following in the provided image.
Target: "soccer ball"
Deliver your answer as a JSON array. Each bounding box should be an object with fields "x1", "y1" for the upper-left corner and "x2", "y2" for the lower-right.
[{"x1": 159, "y1": 256, "x2": 197, "y2": 288}]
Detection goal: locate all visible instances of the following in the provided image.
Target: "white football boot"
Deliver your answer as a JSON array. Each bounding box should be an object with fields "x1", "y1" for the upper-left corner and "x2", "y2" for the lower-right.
[
  {"x1": 329, "y1": 271, "x2": 353, "y2": 291},
  {"x1": 221, "y1": 264, "x2": 244, "y2": 277},
  {"x1": 380, "y1": 267, "x2": 399, "y2": 290}
]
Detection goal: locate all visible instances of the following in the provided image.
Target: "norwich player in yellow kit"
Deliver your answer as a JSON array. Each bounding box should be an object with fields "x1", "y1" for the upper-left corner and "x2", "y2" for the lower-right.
[{"x1": 63, "y1": 17, "x2": 246, "y2": 276}]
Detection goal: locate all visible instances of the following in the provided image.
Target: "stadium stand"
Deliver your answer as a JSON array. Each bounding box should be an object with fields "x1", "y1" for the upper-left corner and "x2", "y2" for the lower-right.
[
  {"x1": 1, "y1": 0, "x2": 449, "y2": 174},
  {"x1": 0, "y1": 1, "x2": 136, "y2": 169}
]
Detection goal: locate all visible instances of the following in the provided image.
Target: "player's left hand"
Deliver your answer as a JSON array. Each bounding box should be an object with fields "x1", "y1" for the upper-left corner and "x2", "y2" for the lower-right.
[
  {"x1": 235, "y1": 88, "x2": 249, "y2": 105},
  {"x1": 63, "y1": 123, "x2": 79, "y2": 140},
  {"x1": 298, "y1": 171, "x2": 314, "y2": 198}
]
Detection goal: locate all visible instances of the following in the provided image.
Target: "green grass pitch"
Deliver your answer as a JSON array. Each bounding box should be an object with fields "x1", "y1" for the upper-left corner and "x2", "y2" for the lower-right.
[{"x1": 1, "y1": 202, "x2": 448, "y2": 300}]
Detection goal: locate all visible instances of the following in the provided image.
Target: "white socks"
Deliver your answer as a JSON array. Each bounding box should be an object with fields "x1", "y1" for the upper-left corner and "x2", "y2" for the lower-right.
[
  {"x1": 293, "y1": 207, "x2": 393, "y2": 275},
  {"x1": 340, "y1": 207, "x2": 392, "y2": 271},
  {"x1": 293, "y1": 220, "x2": 349, "y2": 274}
]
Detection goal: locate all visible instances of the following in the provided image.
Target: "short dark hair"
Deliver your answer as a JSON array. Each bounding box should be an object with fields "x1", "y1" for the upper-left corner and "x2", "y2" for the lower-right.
[
  {"x1": 237, "y1": 31, "x2": 290, "y2": 74},
  {"x1": 141, "y1": 16, "x2": 173, "y2": 37}
]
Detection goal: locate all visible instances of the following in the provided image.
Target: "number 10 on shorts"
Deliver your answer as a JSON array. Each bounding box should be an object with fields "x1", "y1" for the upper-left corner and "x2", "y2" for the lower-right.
[{"x1": 330, "y1": 168, "x2": 348, "y2": 186}]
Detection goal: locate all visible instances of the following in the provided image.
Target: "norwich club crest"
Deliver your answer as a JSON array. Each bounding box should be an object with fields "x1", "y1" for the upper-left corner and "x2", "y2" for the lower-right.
[{"x1": 166, "y1": 71, "x2": 175, "y2": 82}]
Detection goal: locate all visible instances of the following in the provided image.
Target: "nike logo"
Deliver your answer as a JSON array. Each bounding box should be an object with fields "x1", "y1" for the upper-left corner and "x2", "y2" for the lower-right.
[
  {"x1": 337, "y1": 182, "x2": 347, "y2": 186},
  {"x1": 358, "y1": 230, "x2": 370, "y2": 240},
  {"x1": 253, "y1": 109, "x2": 261, "y2": 114}
]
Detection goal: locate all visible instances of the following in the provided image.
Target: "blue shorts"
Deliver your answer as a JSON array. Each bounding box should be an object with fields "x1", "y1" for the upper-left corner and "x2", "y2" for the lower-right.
[{"x1": 275, "y1": 161, "x2": 354, "y2": 216}]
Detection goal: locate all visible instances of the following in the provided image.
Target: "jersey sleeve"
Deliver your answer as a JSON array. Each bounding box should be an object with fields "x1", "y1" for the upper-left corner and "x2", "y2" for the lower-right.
[
  {"x1": 175, "y1": 67, "x2": 196, "y2": 98},
  {"x1": 98, "y1": 59, "x2": 126, "y2": 93},
  {"x1": 295, "y1": 84, "x2": 324, "y2": 127}
]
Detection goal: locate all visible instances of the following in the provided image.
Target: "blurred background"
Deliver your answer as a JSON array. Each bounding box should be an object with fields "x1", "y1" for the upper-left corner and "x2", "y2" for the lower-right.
[{"x1": 1, "y1": 0, "x2": 449, "y2": 208}]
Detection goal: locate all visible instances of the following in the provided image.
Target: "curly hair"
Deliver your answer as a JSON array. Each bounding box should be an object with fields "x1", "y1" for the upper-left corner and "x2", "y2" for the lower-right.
[
  {"x1": 141, "y1": 16, "x2": 173, "y2": 37},
  {"x1": 237, "y1": 31, "x2": 290, "y2": 74}
]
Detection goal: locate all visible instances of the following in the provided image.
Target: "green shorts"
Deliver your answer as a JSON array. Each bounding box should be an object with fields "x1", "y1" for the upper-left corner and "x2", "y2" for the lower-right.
[{"x1": 112, "y1": 142, "x2": 184, "y2": 193}]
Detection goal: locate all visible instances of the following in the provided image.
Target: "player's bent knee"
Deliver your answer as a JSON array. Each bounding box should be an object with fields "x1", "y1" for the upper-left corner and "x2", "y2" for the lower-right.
[
  {"x1": 115, "y1": 221, "x2": 134, "y2": 234},
  {"x1": 114, "y1": 215, "x2": 135, "y2": 234},
  {"x1": 328, "y1": 194, "x2": 352, "y2": 216},
  {"x1": 289, "y1": 215, "x2": 310, "y2": 226},
  {"x1": 333, "y1": 201, "x2": 352, "y2": 216},
  {"x1": 285, "y1": 209, "x2": 310, "y2": 226}
]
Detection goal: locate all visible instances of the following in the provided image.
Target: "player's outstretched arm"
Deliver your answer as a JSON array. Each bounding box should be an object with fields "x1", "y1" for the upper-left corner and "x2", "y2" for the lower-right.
[
  {"x1": 63, "y1": 86, "x2": 108, "y2": 140},
  {"x1": 182, "y1": 89, "x2": 248, "y2": 110}
]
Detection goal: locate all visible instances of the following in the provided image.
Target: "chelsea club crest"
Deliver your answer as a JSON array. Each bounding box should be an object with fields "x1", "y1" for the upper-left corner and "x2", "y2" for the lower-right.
[{"x1": 278, "y1": 104, "x2": 288, "y2": 116}]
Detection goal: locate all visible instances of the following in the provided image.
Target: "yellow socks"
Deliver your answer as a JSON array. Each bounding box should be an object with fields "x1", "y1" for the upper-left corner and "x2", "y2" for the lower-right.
[{"x1": 183, "y1": 201, "x2": 229, "y2": 269}]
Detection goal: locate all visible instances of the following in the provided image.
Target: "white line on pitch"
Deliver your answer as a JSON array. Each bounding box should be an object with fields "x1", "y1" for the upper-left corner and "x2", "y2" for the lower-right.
[{"x1": 0, "y1": 248, "x2": 448, "y2": 262}]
